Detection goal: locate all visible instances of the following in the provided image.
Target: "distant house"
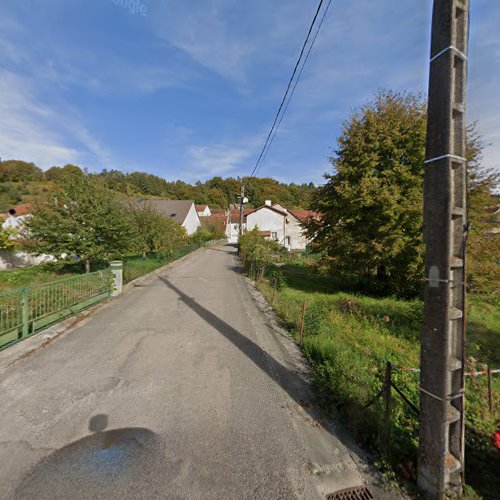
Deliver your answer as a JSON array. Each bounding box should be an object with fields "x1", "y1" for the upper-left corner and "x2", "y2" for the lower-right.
[
  {"x1": 227, "y1": 209, "x2": 252, "y2": 243},
  {"x1": 230, "y1": 200, "x2": 319, "y2": 250},
  {"x1": 196, "y1": 204, "x2": 211, "y2": 217},
  {"x1": 143, "y1": 200, "x2": 201, "y2": 235}
]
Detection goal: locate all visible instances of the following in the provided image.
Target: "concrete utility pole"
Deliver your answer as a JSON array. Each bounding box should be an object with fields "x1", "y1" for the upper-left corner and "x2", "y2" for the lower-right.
[
  {"x1": 418, "y1": 1, "x2": 470, "y2": 498},
  {"x1": 238, "y1": 178, "x2": 245, "y2": 239}
]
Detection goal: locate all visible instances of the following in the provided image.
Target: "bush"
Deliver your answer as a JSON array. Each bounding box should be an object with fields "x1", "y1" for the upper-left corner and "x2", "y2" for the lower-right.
[
  {"x1": 239, "y1": 228, "x2": 285, "y2": 281},
  {"x1": 268, "y1": 269, "x2": 286, "y2": 291}
]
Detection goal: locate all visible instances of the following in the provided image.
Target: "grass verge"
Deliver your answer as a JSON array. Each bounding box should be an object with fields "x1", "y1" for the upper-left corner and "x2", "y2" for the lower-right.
[{"x1": 257, "y1": 259, "x2": 499, "y2": 499}]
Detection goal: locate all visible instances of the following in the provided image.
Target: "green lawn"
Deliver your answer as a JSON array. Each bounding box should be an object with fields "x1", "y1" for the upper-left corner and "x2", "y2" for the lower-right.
[
  {"x1": 0, "y1": 267, "x2": 75, "y2": 292},
  {"x1": 258, "y1": 259, "x2": 499, "y2": 499},
  {"x1": 0, "y1": 243, "x2": 204, "y2": 293}
]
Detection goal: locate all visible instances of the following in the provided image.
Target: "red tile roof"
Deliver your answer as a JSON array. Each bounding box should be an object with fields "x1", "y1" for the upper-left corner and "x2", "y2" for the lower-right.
[
  {"x1": 229, "y1": 209, "x2": 253, "y2": 223},
  {"x1": 196, "y1": 204, "x2": 208, "y2": 211},
  {"x1": 288, "y1": 209, "x2": 321, "y2": 222},
  {"x1": 1, "y1": 203, "x2": 34, "y2": 220}
]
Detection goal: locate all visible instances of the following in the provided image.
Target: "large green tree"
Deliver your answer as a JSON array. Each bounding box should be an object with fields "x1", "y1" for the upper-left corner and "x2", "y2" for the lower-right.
[
  {"x1": 465, "y1": 125, "x2": 500, "y2": 295},
  {"x1": 26, "y1": 173, "x2": 135, "y2": 272},
  {"x1": 128, "y1": 205, "x2": 186, "y2": 257},
  {"x1": 306, "y1": 91, "x2": 427, "y2": 296},
  {"x1": 307, "y1": 91, "x2": 497, "y2": 297}
]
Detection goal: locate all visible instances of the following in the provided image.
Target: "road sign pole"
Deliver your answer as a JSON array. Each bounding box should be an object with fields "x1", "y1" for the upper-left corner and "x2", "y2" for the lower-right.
[{"x1": 418, "y1": 1, "x2": 470, "y2": 497}]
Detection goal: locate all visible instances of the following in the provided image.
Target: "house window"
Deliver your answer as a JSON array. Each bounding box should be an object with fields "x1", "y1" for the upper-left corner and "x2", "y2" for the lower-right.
[
  {"x1": 285, "y1": 236, "x2": 290, "y2": 246},
  {"x1": 234, "y1": 224, "x2": 238, "y2": 229},
  {"x1": 271, "y1": 232, "x2": 278, "y2": 240}
]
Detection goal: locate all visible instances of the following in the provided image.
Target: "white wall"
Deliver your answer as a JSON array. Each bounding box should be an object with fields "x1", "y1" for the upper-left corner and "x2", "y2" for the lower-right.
[
  {"x1": 284, "y1": 215, "x2": 308, "y2": 251},
  {"x1": 228, "y1": 222, "x2": 245, "y2": 243},
  {"x1": 183, "y1": 204, "x2": 201, "y2": 235},
  {"x1": 245, "y1": 207, "x2": 308, "y2": 250},
  {"x1": 198, "y1": 206, "x2": 211, "y2": 217},
  {"x1": 246, "y1": 208, "x2": 285, "y2": 242},
  {"x1": 0, "y1": 251, "x2": 54, "y2": 270}
]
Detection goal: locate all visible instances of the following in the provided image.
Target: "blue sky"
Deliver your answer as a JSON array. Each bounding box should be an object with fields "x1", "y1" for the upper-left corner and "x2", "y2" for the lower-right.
[{"x1": 0, "y1": 0, "x2": 498, "y2": 185}]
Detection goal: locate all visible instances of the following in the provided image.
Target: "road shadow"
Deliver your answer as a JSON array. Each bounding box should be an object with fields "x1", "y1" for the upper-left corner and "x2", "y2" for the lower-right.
[
  {"x1": 15, "y1": 415, "x2": 176, "y2": 500},
  {"x1": 158, "y1": 276, "x2": 367, "y2": 459}
]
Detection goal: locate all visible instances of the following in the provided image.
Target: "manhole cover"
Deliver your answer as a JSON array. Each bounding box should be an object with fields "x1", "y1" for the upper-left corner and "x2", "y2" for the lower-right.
[{"x1": 327, "y1": 485, "x2": 374, "y2": 500}]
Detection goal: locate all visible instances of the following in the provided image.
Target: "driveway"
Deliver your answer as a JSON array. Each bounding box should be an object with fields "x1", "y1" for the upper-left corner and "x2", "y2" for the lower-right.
[{"x1": 0, "y1": 245, "x2": 390, "y2": 499}]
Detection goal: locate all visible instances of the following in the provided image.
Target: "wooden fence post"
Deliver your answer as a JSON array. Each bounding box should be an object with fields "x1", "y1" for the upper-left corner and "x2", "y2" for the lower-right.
[
  {"x1": 487, "y1": 366, "x2": 493, "y2": 413},
  {"x1": 299, "y1": 299, "x2": 307, "y2": 343},
  {"x1": 383, "y1": 361, "x2": 393, "y2": 458}
]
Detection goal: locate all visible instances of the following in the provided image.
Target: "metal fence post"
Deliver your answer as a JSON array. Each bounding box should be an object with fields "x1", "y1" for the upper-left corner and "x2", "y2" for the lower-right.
[
  {"x1": 21, "y1": 288, "x2": 29, "y2": 338},
  {"x1": 110, "y1": 261, "x2": 123, "y2": 297}
]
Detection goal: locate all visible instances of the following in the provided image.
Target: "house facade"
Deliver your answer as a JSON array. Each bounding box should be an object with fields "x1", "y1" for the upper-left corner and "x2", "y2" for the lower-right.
[{"x1": 227, "y1": 200, "x2": 318, "y2": 250}]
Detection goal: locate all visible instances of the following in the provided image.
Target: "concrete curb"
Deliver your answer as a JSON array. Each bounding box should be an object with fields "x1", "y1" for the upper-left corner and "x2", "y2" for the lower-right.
[{"x1": 0, "y1": 245, "x2": 211, "y2": 373}]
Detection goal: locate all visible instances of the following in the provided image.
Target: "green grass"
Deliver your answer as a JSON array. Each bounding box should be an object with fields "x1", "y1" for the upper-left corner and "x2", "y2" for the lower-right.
[
  {"x1": 257, "y1": 258, "x2": 499, "y2": 499},
  {"x1": 0, "y1": 243, "x2": 203, "y2": 292},
  {"x1": 122, "y1": 243, "x2": 201, "y2": 284},
  {"x1": 0, "y1": 266, "x2": 75, "y2": 292}
]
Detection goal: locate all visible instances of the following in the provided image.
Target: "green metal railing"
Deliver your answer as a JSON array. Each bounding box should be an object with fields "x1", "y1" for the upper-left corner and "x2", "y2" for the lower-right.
[{"x1": 0, "y1": 270, "x2": 113, "y2": 349}]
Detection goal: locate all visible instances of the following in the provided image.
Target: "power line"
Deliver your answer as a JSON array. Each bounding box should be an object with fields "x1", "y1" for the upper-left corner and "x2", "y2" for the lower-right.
[
  {"x1": 248, "y1": 0, "x2": 327, "y2": 180},
  {"x1": 254, "y1": 0, "x2": 332, "y2": 178}
]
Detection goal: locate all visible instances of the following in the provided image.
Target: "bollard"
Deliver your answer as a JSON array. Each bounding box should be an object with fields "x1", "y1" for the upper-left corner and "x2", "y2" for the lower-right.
[{"x1": 110, "y1": 260, "x2": 123, "y2": 297}]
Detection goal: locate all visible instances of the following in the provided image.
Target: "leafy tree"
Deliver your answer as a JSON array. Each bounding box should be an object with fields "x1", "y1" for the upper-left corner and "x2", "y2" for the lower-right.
[
  {"x1": 199, "y1": 217, "x2": 227, "y2": 240},
  {"x1": 128, "y1": 205, "x2": 186, "y2": 257},
  {"x1": 45, "y1": 164, "x2": 84, "y2": 182},
  {"x1": 0, "y1": 183, "x2": 23, "y2": 212},
  {"x1": 26, "y1": 173, "x2": 135, "y2": 272},
  {"x1": 465, "y1": 124, "x2": 500, "y2": 295},
  {"x1": 127, "y1": 172, "x2": 168, "y2": 196},
  {"x1": 239, "y1": 228, "x2": 284, "y2": 281},
  {"x1": 306, "y1": 91, "x2": 427, "y2": 296},
  {"x1": 0, "y1": 226, "x2": 17, "y2": 250},
  {"x1": 307, "y1": 91, "x2": 496, "y2": 297},
  {"x1": 0, "y1": 160, "x2": 43, "y2": 182},
  {"x1": 188, "y1": 227, "x2": 213, "y2": 245}
]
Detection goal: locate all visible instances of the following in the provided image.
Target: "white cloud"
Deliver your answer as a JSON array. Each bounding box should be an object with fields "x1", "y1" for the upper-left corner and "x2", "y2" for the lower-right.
[
  {"x1": 186, "y1": 141, "x2": 255, "y2": 179},
  {"x1": 0, "y1": 71, "x2": 111, "y2": 169}
]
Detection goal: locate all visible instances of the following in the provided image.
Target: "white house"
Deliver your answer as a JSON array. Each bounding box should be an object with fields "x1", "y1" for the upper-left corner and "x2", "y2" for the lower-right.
[
  {"x1": 230, "y1": 200, "x2": 319, "y2": 250},
  {"x1": 143, "y1": 200, "x2": 201, "y2": 235},
  {"x1": 227, "y1": 209, "x2": 250, "y2": 243},
  {"x1": 196, "y1": 204, "x2": 212, "y2": 217}
]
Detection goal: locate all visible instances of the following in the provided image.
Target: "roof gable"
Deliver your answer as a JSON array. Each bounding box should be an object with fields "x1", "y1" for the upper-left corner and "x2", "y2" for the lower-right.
[{"x1": 143, "y1": 199, "x2": 195, "y2": 225}]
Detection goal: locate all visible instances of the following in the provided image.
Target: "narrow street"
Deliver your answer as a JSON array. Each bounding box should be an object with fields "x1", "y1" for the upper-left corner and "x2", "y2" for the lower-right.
[{"x1": 0, "y1": 245, "x2": 384, "y2": 499}]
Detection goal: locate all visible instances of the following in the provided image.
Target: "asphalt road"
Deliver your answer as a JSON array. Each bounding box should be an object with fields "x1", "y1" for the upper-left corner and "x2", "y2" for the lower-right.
[{"x1": 0, "y1": 245, "x2": 388, "y2": 499}]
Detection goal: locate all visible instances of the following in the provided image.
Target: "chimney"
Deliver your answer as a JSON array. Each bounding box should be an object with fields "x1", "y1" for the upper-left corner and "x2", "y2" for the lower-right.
[{"x1": 265, "y1": 200, "x2": 272, "y2": 206}]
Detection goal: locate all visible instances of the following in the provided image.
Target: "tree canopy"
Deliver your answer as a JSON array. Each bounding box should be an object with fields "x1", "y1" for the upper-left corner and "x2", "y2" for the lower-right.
[
  {"x1": 306, "y1": 91, "x2": 427, "y2": 296},
  {"x1": 26, "y1": 173, "x2": 135, "y2": 271},
  {"x1": 305, "y1": 91, "x2": 499, "y2": 297}
]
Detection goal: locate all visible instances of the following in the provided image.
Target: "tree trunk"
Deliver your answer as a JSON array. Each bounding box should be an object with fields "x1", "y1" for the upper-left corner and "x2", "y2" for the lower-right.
[
  {"x1": 85, "y1": 259, "x2": 90, "y2": 274},
  {"x1": 142, "y1": 251, "x2": 146, "y2": 259}
]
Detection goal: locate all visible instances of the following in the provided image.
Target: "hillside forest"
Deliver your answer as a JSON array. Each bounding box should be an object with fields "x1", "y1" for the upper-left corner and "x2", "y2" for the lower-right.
[{"x1": 0, "y1": 161, "x2": 315, "y2": 213}]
